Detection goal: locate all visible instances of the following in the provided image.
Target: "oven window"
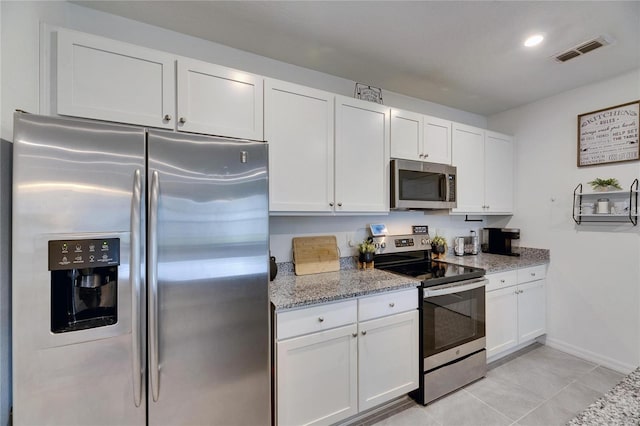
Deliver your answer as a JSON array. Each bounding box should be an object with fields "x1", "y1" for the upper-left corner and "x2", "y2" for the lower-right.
[
  {"x1": 399, "y1": 170, "x2": 445, "y2": 202},
  {"x1": 423, "y1": 287, "x2": 485, "y2": 358}
]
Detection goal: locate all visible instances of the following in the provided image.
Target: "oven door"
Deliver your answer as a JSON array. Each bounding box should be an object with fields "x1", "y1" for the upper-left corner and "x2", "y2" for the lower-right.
[{"x1": 422, "y1": 278, "x2": 486, "y2": 371}]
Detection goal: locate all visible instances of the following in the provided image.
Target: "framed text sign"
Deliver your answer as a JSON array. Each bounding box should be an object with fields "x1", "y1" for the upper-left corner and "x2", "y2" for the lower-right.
[{"x1": 578, "y1": 100, "x2": 639, "y2": 167}]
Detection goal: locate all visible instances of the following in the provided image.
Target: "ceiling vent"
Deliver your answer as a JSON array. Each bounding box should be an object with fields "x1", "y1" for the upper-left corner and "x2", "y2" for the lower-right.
[{"x1": 554, "y1": 35, "x2": 614, "y2": 63}]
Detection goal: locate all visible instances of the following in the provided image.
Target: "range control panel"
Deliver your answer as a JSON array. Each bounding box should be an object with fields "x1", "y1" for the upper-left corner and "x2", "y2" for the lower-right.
[
  {"x1": 48, "y1": 238, "x2": 120, "y2": 271},
  {"x1": 370, "y1": 234, "x2": 431, "y2": 255}
]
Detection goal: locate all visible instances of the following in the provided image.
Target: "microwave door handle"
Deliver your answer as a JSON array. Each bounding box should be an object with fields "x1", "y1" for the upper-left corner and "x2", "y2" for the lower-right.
[
  {"x1": 424, "y1": 279, "x2": 487, "y2": 297},
  {"x1": 442, "y1": 174, "x2": 449, "y2": 202}
]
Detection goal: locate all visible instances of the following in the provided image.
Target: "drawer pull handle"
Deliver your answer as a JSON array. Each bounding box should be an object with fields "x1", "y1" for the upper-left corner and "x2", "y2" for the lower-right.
[
  {"x1": 352, "y1": 332, "x2": 358, "y2": 338},
  {"x1": 389, "y1": 302, "x2": 395, "y2": 308},
  {"x1": 318, "y1": 317, "x2": 324, "y2": 322},
  {"x1": 531, "y1": 273, "x2": 536, "y2": 276},
  {"x1": 361, "y1": 330, "x2": 367, "y2": 335}
]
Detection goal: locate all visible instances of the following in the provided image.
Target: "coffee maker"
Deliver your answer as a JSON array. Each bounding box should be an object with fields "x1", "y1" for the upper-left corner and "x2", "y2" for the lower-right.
[{"x1": 481, "y1": 228, "x2": 520, "y2": 256}]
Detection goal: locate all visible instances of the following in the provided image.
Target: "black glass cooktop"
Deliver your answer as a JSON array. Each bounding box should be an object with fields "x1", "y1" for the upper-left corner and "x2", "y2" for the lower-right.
[{"x1": 377, "y1": 260, "x2": 485, "y2": 287}]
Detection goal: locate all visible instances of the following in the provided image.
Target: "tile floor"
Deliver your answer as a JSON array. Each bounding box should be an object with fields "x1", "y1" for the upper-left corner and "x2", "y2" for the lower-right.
[{"x1": 369, "y1": 345, "x2": 625, "y2": 426}]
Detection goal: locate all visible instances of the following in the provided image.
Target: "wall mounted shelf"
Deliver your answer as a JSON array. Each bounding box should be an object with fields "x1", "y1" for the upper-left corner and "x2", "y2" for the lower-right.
[{"x1": 573, "y1": 179, "x2": 638, "y2": 225}]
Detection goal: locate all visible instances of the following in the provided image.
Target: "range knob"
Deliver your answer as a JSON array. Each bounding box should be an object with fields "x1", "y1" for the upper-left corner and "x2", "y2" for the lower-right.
[
  {"x1": 374, "y1": 243, "x2": 380, "y2": 249},
  {"x1": 381, "y1": 242, "x2": 386, "y2": 248},
  {"x1": 421, "y1": 238, "x2": 427, "y2": 245}
]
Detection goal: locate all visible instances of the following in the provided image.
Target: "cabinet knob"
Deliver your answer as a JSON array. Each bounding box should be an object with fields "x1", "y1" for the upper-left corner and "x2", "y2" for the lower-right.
[
  {"x1": 531, "y1": 273, "x2": 536, "y2": 277},
  {"x1": 352, "y1": 332, "x2": 358, "y2": 338},
  {"x1": 318, "y1": 317, "x2": 324, "y2": 322},
  {"x1": 389, "y1": 302, "x2": 395, "y2": 308},
  {"x1": 179, "y1": 117, "x2": 186, "y2": 124},
  {"x1": 329, "y1": 202, "x2": 334, "y2": 207},
  {"x1": 163, "y1": 114, "x2": 172, "y2": 121},
  {"x1": 419, "y1": 154, "x2": 424, "y2": 158},
  {"x1": 500, "y1": 279, "x2": 505, "y2": 283},
  {"x1": 424, "y1": 153, "x2": 429, "y2": 158},
  {"x1": 337, "y1": 202, "x2": 342, "y2": 207},
  {"x1": 361, "y1": 330, "x2": 367, "y2": 335}
]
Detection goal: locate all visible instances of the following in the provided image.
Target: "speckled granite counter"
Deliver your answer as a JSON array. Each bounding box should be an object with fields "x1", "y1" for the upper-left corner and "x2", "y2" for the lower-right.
[
  {"x1": 270, "y1": 258, "x2": 420, "y2": 310},
  {"x1": 270, "y1": 248, "x2": 549, "y2": 310},
  {"x1": 568, "y1": 367, "x2": 640, "y2": 425},
  {"x1": 443, "y1": 247, "x2": 550, "y2": 273}
]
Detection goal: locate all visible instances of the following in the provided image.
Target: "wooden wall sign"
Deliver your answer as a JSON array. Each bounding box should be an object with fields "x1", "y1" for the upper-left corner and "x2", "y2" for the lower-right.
[{"x1": 578, "y1": 100, "x2": 639, "y2": 167}]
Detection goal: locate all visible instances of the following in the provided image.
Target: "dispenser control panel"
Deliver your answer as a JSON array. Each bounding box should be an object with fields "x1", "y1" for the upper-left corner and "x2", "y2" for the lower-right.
[{"x1": 48, "y1": 238, "x2": 120, "y2": 271}]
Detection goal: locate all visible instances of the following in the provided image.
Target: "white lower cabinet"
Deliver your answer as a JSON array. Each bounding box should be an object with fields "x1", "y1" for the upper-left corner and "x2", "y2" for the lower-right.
[
  {"x1": 486, "y1": 266, "x2": 547, "y2": 360},
  {"x1": 358, "y1": 310, "x2": 419, "y2": 411},
  {"x1": 277, "y1": 324, "x2": 358, "y2": 426},
  {"x1": 275, "y1": 288, "x2": 418, "y2": 425}
]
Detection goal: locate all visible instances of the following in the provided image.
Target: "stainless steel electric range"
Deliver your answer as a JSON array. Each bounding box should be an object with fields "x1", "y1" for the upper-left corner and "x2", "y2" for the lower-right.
[{"x1": 371, "y1": 233, "x2": 488, "y2": 405}]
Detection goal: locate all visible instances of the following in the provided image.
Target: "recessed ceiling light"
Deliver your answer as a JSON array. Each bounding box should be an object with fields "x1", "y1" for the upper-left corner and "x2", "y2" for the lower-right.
[{"x1": 524, "y1": 34, "x2": 544, "y2": 47}]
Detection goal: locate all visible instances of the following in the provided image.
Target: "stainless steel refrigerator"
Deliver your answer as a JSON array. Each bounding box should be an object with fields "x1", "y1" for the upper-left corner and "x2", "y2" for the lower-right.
[{"x1": 12, "y1": 112, "x2": 270, "y2": 425}]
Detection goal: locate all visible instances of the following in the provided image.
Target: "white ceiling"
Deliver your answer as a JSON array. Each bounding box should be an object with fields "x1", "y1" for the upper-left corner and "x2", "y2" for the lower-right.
[{"x1": 73, "y1": 1, "x2": 640, "y2": 116}]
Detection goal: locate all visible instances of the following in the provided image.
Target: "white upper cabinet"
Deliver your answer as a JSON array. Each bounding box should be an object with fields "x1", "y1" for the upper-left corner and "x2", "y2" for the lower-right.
[
  {"x1": 176, "y1": 59, "x2": 263, "y2": 140},
  {"x1": 390, "y1": 109, "x2": 423, "y2": 161},
  {"x1": 451, "y1": 123, "x2": 514, "y2": 214},
  {"x1": 424, "y1": 115, "x2": 452, "y2": 164},
  {"x1": 335, "y1": 96, "x2": 390, "y2": 213},
  {"x1": 451, "y1": 123, "x2": 485, "y2": 212},
  {"x1": 390, "y1": 109, "x2": 451, "y2": 164},
  {"x1": 484, "y1": 131, "x2": 514, "y2": 213},
  {"x1": 56, "y1": 29, "x2": 175, "y2": 129},
  {"x1": 264, "y1": 79, "x2": 334, "y2": 212}
]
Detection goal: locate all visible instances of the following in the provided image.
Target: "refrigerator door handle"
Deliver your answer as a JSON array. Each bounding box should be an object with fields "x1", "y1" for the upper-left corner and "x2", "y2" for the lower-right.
[
  {"x1": 149, "y1": 170, "x2": 160, "y2": 402},
  {"x1": 131, "y1": 169, "x2": 143, "y2": 407}
]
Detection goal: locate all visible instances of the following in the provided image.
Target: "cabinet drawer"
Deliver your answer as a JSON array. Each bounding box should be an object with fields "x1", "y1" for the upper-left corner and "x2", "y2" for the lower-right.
[
  {"x1": 358, "y1": 288, "x2": 418, "y2": 322},
  {"x1": 486, "y1": 270, "x2": 518, "y2": 292},
  {"x1": 518, "y1": 265, "x2": 547, "y2": 284},
  {"x1": 277, "y1": 300, "x2": 357, "y2": 340}
]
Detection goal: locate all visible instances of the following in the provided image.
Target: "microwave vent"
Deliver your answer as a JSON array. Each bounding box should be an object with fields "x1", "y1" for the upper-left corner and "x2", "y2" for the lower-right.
[{"x1": 553, "y1": 35, "x2": 613, "y2": 63}]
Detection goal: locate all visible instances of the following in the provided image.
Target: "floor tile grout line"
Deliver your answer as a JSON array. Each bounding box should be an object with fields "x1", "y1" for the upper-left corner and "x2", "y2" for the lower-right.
[{"x1": 461, "y1": 388, "x2": 515, "y2": 423}]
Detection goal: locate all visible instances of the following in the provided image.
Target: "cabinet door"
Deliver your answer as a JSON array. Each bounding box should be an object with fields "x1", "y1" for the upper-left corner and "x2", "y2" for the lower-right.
[
  {"x1": 177, "y1": 59, "x2": 263, "y2": 140},
  {"x1": 517, "y1": 280, "x2": 546, "y2": 343},
  {"x1": 485, "y1": 131, "x2": 514, "y2": 214},
  {"x1": 486, "y1": 287, "x2": 518, "y2": 359},
  {"x1": 57, "y1": 29, "x2": 175, "y2": 129},
  {"x1": 451, "y1": 123, "x2": 485, "y2": 213},
  {"x1": 277, "y1": 324, "x2": 358, "y2": 426},
  {"x1": 358, "y1": 310, "x2": 419, "y2": 411},
  {"x1": 265, "y1": 80, "x2": 334, "y2": 212},
  {"x1": 335, "y1": 96, "x2": 390, "y2": 213},
  {"x1": 423, "y1": 115, "x2": 452, "y2": 164},
  {"x1": 390, "y1": 109, "x2": 422, "y2": 161}
]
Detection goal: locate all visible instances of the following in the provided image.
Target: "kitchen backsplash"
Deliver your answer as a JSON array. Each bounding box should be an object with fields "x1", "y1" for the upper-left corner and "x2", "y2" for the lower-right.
[{"x1": 269, "y1": 211, "x2": 511, "y2": 262}]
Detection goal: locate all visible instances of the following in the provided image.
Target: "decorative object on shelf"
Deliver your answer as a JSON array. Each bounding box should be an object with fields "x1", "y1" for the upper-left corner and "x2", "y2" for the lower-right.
[
  {"x1": 430, "y1": 235, "x2": 447, "y2": 260},
  {"x1": 354, "y1": 83, "x2": 383, "y2": 104},
  {"x1": 577, "y1": 100, "x2": 639, "y2": 167},
  {"x1": 572, "y1": 178, "x2": 638, "y2": 225},
  {"x1": 587, "y1": 177, "x2": 622, "y2": 191},
  {"x1": 358, "y1": 238, "x2": 376, "y2": 269}
]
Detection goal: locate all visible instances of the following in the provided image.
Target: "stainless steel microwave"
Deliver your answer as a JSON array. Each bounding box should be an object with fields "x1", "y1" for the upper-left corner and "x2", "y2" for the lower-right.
[{"x1": 390, "y1": 159, "x2": 457, "y2": 210}]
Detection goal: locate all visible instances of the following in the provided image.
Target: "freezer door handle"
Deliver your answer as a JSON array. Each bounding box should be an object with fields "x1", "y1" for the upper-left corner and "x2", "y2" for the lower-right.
[
  {"x1": 130, "y1": 169, "x2": 143, "y2": 407},
  {"x1": 149, "y1": 170, "x2": 160, "y2": 402}
]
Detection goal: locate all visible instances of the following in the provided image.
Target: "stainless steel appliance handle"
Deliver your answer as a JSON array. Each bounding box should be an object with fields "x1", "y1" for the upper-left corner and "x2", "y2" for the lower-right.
[
  {"x1": 130, "y1": 169, "x2": 143, "y2": 407},
  {"x1": 424, "y1": 278, "x2": 487, "y2": 298},
  {"x1": 149, "y1": 170, "x2": 160, "y2": 402}
]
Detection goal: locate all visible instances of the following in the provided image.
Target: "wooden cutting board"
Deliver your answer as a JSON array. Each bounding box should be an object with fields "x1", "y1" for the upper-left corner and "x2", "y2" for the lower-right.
[{"x1": 292, "y1": 235, "x2": 340, "y2": 276}]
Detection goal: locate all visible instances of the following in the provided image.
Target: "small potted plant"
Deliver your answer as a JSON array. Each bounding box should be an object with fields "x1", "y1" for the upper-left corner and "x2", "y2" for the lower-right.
[
  {"x1": 431, "y1": 235, "x2": 447, "y2": 260},
  {"x1": 358, "y1": 239, "x2": 376, "y2": 263},
  {"x1": 588, "y1": 178, "x2": 622, "y2": 192}
]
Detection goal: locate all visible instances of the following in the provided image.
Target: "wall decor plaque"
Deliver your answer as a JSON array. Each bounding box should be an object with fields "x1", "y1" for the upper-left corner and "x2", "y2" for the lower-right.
[
  {"x1": 354, "y1": 83, "x2": 383, "y2": 104},
  {"x1": 578, "y1": 100, "x2": 639, "y2": 167}
]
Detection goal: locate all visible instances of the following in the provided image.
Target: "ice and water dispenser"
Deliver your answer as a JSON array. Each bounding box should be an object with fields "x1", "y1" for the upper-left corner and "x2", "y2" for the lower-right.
[{"x1": 48, "y1": 238, "x2": 120, "y2": 333}]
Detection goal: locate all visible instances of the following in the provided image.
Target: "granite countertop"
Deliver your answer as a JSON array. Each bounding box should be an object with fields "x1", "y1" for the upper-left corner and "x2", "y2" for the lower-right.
[
  {"x1": 270, "y1": 258, "x2": 420, "y2": 310},
  {"x1": 443, "y1": 247, "x2": 550, "y2": 273},
  {"x1": 568, "y1": 367, "x2": 640, "y2": 425},
  {"x1": 270, "y1": 247, "x2": 550, "y2": 310}
]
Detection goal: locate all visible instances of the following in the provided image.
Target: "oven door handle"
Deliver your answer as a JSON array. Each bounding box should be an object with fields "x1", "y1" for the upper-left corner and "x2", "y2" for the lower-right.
[{"x1": 423, "y1": 278, "x2": 487, "y2": 297}]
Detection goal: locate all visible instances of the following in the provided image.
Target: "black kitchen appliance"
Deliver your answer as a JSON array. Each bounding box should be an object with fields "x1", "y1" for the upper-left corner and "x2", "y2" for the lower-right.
[
  {"x1": 481, "y1": 227, "x2": 520, "y2": 256},
  {"x1": 371, "y1": 233, "x2": 487, "y2": 405}
]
